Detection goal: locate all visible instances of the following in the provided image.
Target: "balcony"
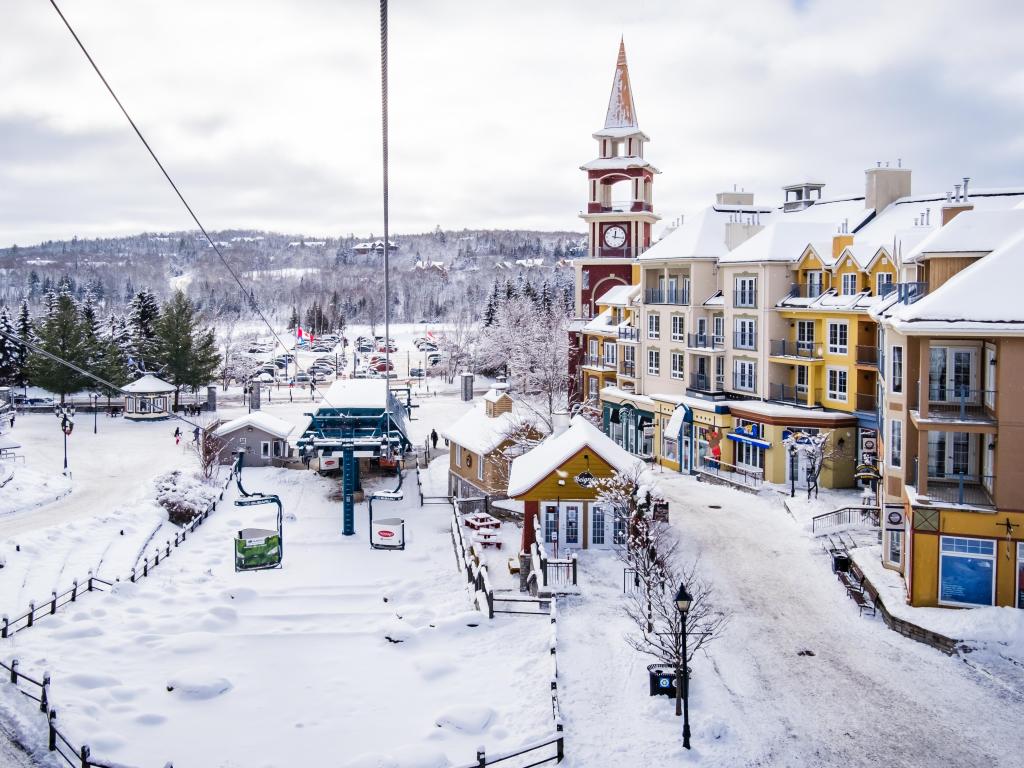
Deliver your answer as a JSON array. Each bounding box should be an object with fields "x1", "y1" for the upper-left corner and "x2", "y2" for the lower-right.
[
  {"x1": 733, "y1": 373, "x2": 757, "y2": 393},
  {"x1": 917, "y1": 388, "x2": 997, "y2": 424},
  {"x1": 891, "y1": 282, "x2": 927, "y2": 305},
  {"x1": 923, "y1": 472, "x2": 995, "y2": 507},
  {"x1": 582, "y1": 355, "x2": 609, "y2": 369},
  {"x1": 688, "y1": 333, "x2": 725, "y2": 350},
  {"x1": 617, "y1": 326, "x2": 640, "y2": 342},
  {"x1": 733, "y1": 332, "x2": 757, "y2": 351},
  {"x1": 587, "y1": 199, "x2": 654, "y2": 215},
  {"x1": 645, "y1": 288, "x2": 690, "y2": 305},
  {"x1": 733, "y1": 291, "x2": 757, "y2": 309},
  {"x1": 619, "y1": 361, "x2": 636, "y2": 378},
  {"x1": 788, "y1": 282, "x2": 827, "y2": 299},
  {"x1": 769, "y1": 339, "x2": 821, "y2": 360},
  {"x1": 856, "y1": 391, "x2": 877, "y2": 412},
  {"x1": 856, "y1": 345, "x2": 878, "y2": 367},
  {"x1": 688, "y1": 372, "x2": 724, "y2": 392},
  {"x1": 769, "y1": 383, "x2": 821, "y2": 406}
]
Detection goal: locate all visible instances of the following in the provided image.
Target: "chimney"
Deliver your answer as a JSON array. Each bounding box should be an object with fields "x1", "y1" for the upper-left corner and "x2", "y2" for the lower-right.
[
  {"x1": 942, "y1": 180, "x2": 974, "y2": 226},
  {"x1": 865, "y1": 165, "x2": 912, "y2": 212},
  {"x1": 963, "y1": 177, "x2": 970, "y2": 202},
  {"x1": 551, "y1": 410, "x2": 571, "y2": 437},
  {"x1": 832, "y1": 233, "x2": 854, "y2": 260}
]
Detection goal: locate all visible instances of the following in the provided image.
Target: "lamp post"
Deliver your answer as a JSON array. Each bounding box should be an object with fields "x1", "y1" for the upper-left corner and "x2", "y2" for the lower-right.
[
  {"x1": 789, "y1": 444, "x2": 797, "y2": 498},
  {"x1": 54, "y1": 403, "x2": 75, "y2": 476},
  {"x1": 91, "y1": 393, "x2": 98, "y2": 434},
  {"x1": 675, "y1": 583, "x2": 692, "y2": 750}
]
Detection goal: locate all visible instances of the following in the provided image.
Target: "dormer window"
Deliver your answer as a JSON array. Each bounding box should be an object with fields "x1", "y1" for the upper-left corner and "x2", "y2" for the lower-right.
[{"x1": 841, "y1": 274, "x2": 858, "y2": 295}]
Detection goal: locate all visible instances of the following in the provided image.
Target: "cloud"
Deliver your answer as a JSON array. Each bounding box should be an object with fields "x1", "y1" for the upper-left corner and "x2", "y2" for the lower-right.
[{"x1": 2, "y1": 0, "x2": 1023, "y2": 246}]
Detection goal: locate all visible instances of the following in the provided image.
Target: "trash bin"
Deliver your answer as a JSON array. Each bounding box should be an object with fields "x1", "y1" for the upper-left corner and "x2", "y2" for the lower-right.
[
  {"x1": 831, "y1": 551, "x2": 851, "y2": 573},
  {"x1": 647, "y1": 664, "x2": 677, "y2": 697}
]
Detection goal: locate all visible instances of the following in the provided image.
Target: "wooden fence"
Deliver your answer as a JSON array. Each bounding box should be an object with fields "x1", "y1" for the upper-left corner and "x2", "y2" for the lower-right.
[
  {"x1": 526, "y1": 523, "x2": 578, "y2": 595},
  {"x1": 417, "y1": 464, "x2": 456, "y2": 510},
  {"x1": 0, "y1": 472, "x2": 232, "y2": 767},
  {"x1": 450, "y1": 509, "x2": 495, "y2": 619}
]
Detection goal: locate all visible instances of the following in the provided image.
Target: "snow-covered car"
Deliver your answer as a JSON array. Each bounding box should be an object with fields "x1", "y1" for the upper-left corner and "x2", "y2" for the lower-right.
[
  {"x1": 409, "y1": 367, "x2": 426, "y2": 378},
  {"x1": 293, "y1": 373, "x2": 311, "y2": 384},
  {"x1": 426, "y1": 353, "x2": 442, "y2": 366}
]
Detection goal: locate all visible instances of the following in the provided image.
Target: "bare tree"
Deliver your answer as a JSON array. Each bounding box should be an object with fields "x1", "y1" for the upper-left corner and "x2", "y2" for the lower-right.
[
  {"x1": 435, "y1": 311, "x2": 476, "y2": 384},
  {"x1": 783, "y1": 429, "x2": 850, "y2": 499},
  {"x1": 624, "y1": 557, "x2": 728, "y2": 717},
  {"x1": 191, "y1": 425, "x2": 227, "y2": 482}
]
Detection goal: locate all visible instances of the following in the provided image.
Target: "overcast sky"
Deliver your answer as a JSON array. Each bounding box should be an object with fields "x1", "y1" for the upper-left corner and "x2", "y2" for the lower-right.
[{"x1": 3, "y1": 0, "x2": 1024, "y2": 247}]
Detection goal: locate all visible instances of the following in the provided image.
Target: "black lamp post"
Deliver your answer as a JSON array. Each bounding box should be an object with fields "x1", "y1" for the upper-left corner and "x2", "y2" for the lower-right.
[
  {"x1": 675, "y1": 582, "x2": 693, "y2": 750},
  {"x1": 54, "y1": 403, "x2": 75, "y2": 476},
  {"x1": 789, "y1": 444, "x2": 797, "y2": 498},
  {"x1": 91, "y1": 393, "x2": 98, "y2": 434}
]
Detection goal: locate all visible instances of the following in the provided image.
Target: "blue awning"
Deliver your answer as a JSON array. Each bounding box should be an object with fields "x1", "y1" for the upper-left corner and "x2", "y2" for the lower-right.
[{"x1": 727, "y1": 432, "x2": 772, "y2": 450}]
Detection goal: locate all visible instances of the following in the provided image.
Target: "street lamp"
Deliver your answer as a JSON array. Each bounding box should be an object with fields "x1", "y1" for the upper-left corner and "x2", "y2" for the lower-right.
[
  {"x1": 54, "y1": 403, "x2": 75, "y2": 476},
  {"x1": 789, "y1": 443, "x2": 798, "y2": 498},
  {"x1": 674, "y1": 582, "x2": 693, "y2": 750},
  {"x1": 91, "y1": 393, "x2": 98, "y2": 434}
]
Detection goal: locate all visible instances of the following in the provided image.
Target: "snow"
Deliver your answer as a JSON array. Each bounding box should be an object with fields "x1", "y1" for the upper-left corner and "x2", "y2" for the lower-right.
[
  {"x1": 121, "y1": 374, "x2": 175, "y2": 394},
  {"x1": 322, "y1": 378, "x2": 390, "y2": 409},
  {"x1": 726, "y1": 399, "x2": 856, "y2": 421},
  {"x1": 579, "y1": 156, "x2": 657, "y2": 172},
  {"x1": 440, "y1": 400, "x2": 536, "y2": 456},
  {"x1": 245, "y1": 267, "x2": 321, "y2": 279},
  {"x1": 903, "y1": 209, "x2": 1024, "y2": 261},
  {"x1": 507, "y1": 415, "x2": 643, "y2": 497},
  {"x1": 213, "y1": 411, "x2": 295, "y2": 439},
  {"x1": 718, "y1": 221, "x2": 840, "y2": 264},
  {"x1": 639, "y1": 205, "x2": 773, "y2": 262},
  {"x1": 592, "y1": 283, "x2": 639, "y2": 307}
]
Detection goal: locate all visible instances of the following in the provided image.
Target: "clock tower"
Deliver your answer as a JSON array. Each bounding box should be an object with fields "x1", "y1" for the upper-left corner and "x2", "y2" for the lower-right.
[{"x1": 575, "y1": 40, "x2": 659, "y2": 317}]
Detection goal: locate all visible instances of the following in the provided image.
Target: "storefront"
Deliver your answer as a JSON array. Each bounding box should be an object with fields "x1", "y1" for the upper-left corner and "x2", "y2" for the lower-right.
[{"x1": 602, "y1": 389, "x2": 656, "y2": 458}]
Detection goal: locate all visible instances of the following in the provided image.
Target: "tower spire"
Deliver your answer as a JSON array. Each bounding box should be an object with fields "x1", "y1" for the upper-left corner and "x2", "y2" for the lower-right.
[{"x1": 604, "y1": 38, "x2": 637, "y2": 130}]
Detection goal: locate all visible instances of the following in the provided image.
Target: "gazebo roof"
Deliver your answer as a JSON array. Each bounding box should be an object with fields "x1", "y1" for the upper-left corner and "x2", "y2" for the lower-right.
[{"x1": 121, "y1": 374, "x2": 176, "y2": 394}]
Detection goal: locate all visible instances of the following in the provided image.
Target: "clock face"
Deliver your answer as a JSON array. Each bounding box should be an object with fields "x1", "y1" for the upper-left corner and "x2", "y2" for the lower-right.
[{"x1": 603, "y1": 225, "x2": 627, "y2": 248}]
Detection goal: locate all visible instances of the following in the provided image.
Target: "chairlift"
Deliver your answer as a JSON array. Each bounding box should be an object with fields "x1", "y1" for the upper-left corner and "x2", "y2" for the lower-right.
[
  {"x1": 231, "y1": 451, "x2": 284, "y2": 571},
  {"x1": 368, "y1": 462, "x2": 405, "y2": 550}
]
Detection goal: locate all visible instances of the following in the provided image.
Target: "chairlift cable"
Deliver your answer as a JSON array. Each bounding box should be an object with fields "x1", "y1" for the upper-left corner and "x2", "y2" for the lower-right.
[
  {"x1": 380, "y1": 0, "x2": 392, "y2": 438},
  {"x1": 46, "y1": 0, "x2": 337, "y2": 409}
]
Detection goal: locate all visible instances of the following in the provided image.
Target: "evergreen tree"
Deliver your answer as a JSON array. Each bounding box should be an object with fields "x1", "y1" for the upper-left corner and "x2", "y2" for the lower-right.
[
  {"x1": 14, "y1": 301, "x2": 34, "y2": 388},
  {"x1": 482, "y1": 281, "x2": 500, "y2": 327},
  {"x1": 43, "y1": 288, "x2": 58, "y2": 316},
  {"x1": 153, "y1": 290, "x2": 221, "y2": 410},
  {"x1": 0, "y1": 308, "x2": 18, "y2": 385},
  {"x1": 288, "y1": 306, "x2": 299, "y2": 330},
  {"x1": 538, "y1": 280, "x2": 553, "y2": 317},
  {"x1": 28, "y1": 294, "x2": 93, "y2": 400},
  {"x1": 128, "y1": 289, "x2": 161, "y2": 370}
]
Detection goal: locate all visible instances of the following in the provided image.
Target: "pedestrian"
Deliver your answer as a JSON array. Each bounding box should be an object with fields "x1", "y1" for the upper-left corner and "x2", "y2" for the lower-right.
[
  {"x1": 8, "y1": 413, "x2": 13, "y2": 429},
  {"x1": 173, "y1": 426, "x2": 182, "y2": 445},
  {"x1": 193, "y1": 426, "x2": 201, "y2": 443},
  {"x1": 430, "y1": 428, "x2": 438, "y2": 450},
  {"x1": 310, "y1": 381, "x2": 316, "y2": 401}
]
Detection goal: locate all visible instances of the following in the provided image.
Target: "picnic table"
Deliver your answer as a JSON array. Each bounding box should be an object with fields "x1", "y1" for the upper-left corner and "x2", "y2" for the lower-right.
[
  {"x1": 465, "y1": 512, "x2": 501, "y2": 531},
  {"x1": 473, "y1": 530, "x2": 502, "y2": 549}
]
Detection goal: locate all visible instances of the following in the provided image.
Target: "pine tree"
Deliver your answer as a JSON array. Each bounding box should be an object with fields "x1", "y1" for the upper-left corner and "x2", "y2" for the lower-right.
[
  {"x1": 288, "y1": 306, "x2": 299, "y2": 330},
  {"x1": 482, "y1": 281, "x2": 500, "y2": 327},
  {"x1": 43, "y1": 288, "x2": 58, "y2": 316},
  {"x1": 538, "y1": 280, "x2": 553, "y2": 317},
  {"x1": 128, "y1": 289, "x2": 161, "y2": 371},
  {"x1": 0, "y1": 308, "x2": 18, "y2": 385},
  {"x1": 153, "y1": 290, "x2": 221, "y2": 410},
  {"x1": 28, "y1": 294, "x2": 93, "y2": 400}
]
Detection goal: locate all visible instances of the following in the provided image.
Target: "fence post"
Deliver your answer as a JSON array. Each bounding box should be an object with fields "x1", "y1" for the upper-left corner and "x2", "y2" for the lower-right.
[
  {"x1": 541, "y1": 557, "x2": 548, "y2": 588},
  {"x1": 174, "y1": 533, "x2": 180, "y2": 547},
  {"x1": 48, "y1": 709, "x2": 57, "y2": 751},
  {"x1": 71, "y1": 579, "x2": 78, "y2": 602},
  {"x1": 143, "y1": 559, "x2": 148, "y2": 578},
  {"x1": 40, "y1": 672, "x2": 50, "y2": 713},
  {"x1": 571, "y1": 554, "x2": 578, "y2": 586},
  {"x1": 27, "y1": 602, "x2": 34, "y2": 628},
  {"x1": 1, "y1": 616, "x2": 7, "y2": 639},
  {"x1": 50, "y1": 591, "x2": 57, "y2": 615},
  {"x1": 556, "y1": 722, "x2": 565, "y2": 761},
  {"x1": 130, "y1": 568, "x2": 136, "y2": 583},
  {"x1": 80, "y1": 744, "x2": 90, "y2": 768},
  {"x1": 154, "y1": 549, "x2": 160, "y2": 566},
  {"x1": 166, "y1": 540, "x2": 171, "y2": 558},
  {"x1": 87, "y1": 570, "x2": 94, "y2": 592},
  {"x1": 476, "y1": 747, "x2": 486, "y2": 767},
  {"x1": 9, "y1": 659, "x2": 17, "y2": 684}
]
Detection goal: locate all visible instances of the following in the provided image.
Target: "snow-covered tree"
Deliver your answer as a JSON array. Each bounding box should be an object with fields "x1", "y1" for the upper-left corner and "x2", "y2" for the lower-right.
[
  {"x1": 128, "y1": 288, "x2": 161, "y2": 371},
  {"x1": 0, "y1": 308, "x2": 19, "y2": 385}
]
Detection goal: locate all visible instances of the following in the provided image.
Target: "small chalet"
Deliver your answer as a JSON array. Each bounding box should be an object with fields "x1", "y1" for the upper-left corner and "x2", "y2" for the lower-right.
[
  {"x1": 121, "y1": 374, "x2": 176, "y2": 421},
  {"x1": 214, "y1": 412, "x2": 295, "y2": 466},
  {"x1": 441, "y1": 386, "x2": 541, "y2": 501},
  {"x1": 508, "y1": 415, "x2": 643, "y2": 554}
]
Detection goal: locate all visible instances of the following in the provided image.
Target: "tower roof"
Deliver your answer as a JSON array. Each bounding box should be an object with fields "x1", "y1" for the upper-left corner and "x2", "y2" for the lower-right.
[{"x1": 604, "y1": 39, "x2": 638, "y2": 130}]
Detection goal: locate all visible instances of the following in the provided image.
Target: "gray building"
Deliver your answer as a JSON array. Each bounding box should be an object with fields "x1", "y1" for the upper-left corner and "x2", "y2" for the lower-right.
[{"x1": 213, "y1": 412, "x2": 295, "y2": 466}]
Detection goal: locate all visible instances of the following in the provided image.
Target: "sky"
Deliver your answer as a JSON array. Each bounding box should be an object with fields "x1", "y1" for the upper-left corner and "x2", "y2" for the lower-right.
[{"x1": 3, "y1": 0, "x2": 1024, "y2": 247}]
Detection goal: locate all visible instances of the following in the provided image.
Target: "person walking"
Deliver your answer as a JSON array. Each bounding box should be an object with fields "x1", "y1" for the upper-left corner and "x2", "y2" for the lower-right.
[
  {"x1": 173, "y1": 426, "x2": 182, "y2": 445},
  {"x1": 430, "y1": 428, "x2": 439, "y2": 451},
  {"x1": 193, "y1": 426, "x2": 201, "y2": 444},
  {"x1": 310, "y1": 381, "x2": 316, "y2": 401}
]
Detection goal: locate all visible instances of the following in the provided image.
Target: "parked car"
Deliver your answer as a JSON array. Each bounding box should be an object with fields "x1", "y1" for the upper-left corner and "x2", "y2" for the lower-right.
[
  {"x1": 426, "y1": 353, "x2": 442, "y2": 366},
  {"x1": 293, "y1": 373, "x2": 311, "y2": 384},
  {"x1": 409, "y1": 367, "x2": 426, "y2": 378}
]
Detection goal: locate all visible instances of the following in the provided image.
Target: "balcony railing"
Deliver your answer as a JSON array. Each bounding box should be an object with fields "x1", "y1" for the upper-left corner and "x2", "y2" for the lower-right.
[
  {"x1": 856, "y1": 391, "x2": 877, "y2": 412},
  {"x1": 856, "y1": 345, "x2": 878, "y2": 367},
  {"x1": 688, "y1": 333, "x2": 726, "y2": 350},
  {"x1": 645, "y1": 288, "x2": 690, "y2": 305},
  {"x1": 769, "y1": 382, "x2": 820, "y2": 406},
  {"x1": 619, "y1": 361, "x2": 636, "y2": 378},
  {"x1": 733, "y1": 291, "x2": 757, "y2": 309},
  {"x1": 923, "y1": 472, "x2": 995, "y2": 507},
  {"x1": 877, "y1": 282, "x2": 897, "y2": 298},
  {"x1": 925, "y1": 388, "x2": 996, "y2": 421},
  {"x1": 769, "y1": 339, "x2": 820, "y2": 359},
  {"x1": 733, "y1": 332, "x2": 757, "y2": 351},
  {"x1": 689, "y1": 372, "x2": 724, "y2": 392},
  {"x1": 892, "y1": 282, "x2": 927, "y2": 305},
  {"x1": 789, "y1": 282, "x2": 826, "y2": 299},
  {"x1": 617, "y1": 326, "x2": 640, "y2": 342},
  {"x1": 733, "y1": 373, "x2": 757, "y2": 392},
  {"x1": 582, "y1": 354, "x2": 602, "y2": 367}
]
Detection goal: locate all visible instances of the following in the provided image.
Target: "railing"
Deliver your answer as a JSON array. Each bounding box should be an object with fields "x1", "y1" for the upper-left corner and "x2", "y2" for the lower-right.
[
  {"x1": 892, "y1": 282, "x2": 927, "y2": 305},
  {"x1": 582, "y1": 354, "x2": 604, "y2": 367},
  {"x1": 733, "y1": 332, "x2": 757, "y2": 351},
  {"x1": 856, "y1": 391, "x2": 877, "y2": 412},
  {"x1": 925, "y1": 389, "x2": 996, "y2": 421},
  {"x1": 687, "y1": 333, "x2": 725, "y2": 350},
  {"x1": 733, "y1": 290, "x2": 757, "y2": 308},
  {"x1": 733, "y1": 372, "x2": 756, "y2": 392},
  {"x1": 856, "y1": 345, "x2": 878, "y2": 366},
  {"x1": 590, "y1": 199, "x2": 652, "y2": 214},
  {"x1": 924, "y1": 473, "x2": 996, "y2": 506},
  {"x1": 529, "y1": 522, "x2": 579, "y2": 593},
  {"x1": 877, "y1": 282, "x2": 897, "y2": 297},
  {"x1": 617, "y1": 326, "x2": 640, "y2": 342},
  {"x1": 644, "y1": 288, "x2": 690, "y2": 305},
  {"x1": 769, "y1": 383, "x2": 820, "y2": 406},
  {"x1": 690, "y1": 373, "x2": 710, "y2": 391},
  {"x1": 788, "y1": 282, "x2": 826, "y2": 299},
  {"x1": 770, "y1": 339, "x2": 819, "y2": 359},
  {"x1": 418, "y1": 464, "x2": 456, "y2": 508},
  {"x1": 811, "y1": 506, "x2": 880, "y2": 534},
  {"x1": 619, "y1": 361, "x2": 636, "y2": 378},
  {"x1": 698, "y1": 459, "x2": 763, "y2": 488},
  {"x1": 450, "y1": 509, "x2": 494, "y2": 618}
]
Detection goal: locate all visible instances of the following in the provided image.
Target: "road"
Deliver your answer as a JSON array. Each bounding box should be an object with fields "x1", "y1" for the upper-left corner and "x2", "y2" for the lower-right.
[{"x1": 558, "y1": 474, "x2": 1024, "y2": 767}]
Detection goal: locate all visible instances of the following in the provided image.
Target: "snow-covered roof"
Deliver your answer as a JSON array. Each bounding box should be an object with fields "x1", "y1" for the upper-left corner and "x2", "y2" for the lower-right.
[
  {"x1": 727, "y1": 400, "x2": 858, "y2": 422},
  {"x1": 121, "y1": 374, "x2": 175, "y2": 394},
  {"x1": 323, "y1": 379, "x2": 389, "y2": 409},
  {"x1": 507, "y1": 415, "x2": 642, "y2": 497},
  {"x1": 214, "y1": 412, "x2": 295, "y2": 440},
  {"x1": 580, "y1": 156, "x2": 658, "y2": 173},
  {"x1": 702, "y1": 290, "x2": 724, "y2": 307},
  {"x1": 482, "y1": 387, "x2": 510, "y2": 404},
  {"x1": 883, "y1": 230, "x2": 1024, "y2": 332},
  {"x1": 783, "y1": 196, "x2": 872, "y2": 229},
  {"x1": 902, "y1": 209, "x2": 1024, "y2": 263},
  {"x1": 639, "y1": 205, "x2": 773, "y2": 262},
  {"x1": 594, "y1": 283, "x2": 639, "y2": 307},
  {"x1": 440, "y1": 400, "x2": 538, "y2": 456},
  {"x1": 719, "y1": 222, "x2": 840, "y2": 264}
]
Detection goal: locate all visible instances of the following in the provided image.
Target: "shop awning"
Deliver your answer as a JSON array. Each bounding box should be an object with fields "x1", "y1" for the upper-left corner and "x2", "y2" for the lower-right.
[
  {"x1": 664, "y1": 406, "x2": 690, "y2": 440},
  {"x1": 727, "y1": 432, "x2": 771, "y2": 450}
]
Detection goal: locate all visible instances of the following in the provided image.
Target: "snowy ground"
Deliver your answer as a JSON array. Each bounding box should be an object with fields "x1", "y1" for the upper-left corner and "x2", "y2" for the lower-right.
[{"x1": 556, "y1": 471, "x2": 1024, "y2": 767}]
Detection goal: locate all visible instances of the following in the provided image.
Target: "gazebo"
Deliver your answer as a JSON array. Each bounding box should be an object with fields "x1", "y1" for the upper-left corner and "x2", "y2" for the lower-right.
[{"x1": 121, "y1": 374, "x2": 176, "y2": 421}]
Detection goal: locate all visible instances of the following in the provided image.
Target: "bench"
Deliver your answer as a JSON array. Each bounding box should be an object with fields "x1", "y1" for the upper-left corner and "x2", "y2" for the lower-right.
[
  {"x1": 849, "y1": 588, "x2": 876, "y2": 617},
  {"x1": 507, "y1": 557, "x2": 520, "y2": 575},
  {"x1": 474, "y1": 537, "x2": 502, "y2": 550}
]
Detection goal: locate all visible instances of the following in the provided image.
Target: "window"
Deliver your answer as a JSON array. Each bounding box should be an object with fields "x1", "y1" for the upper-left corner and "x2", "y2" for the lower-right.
[
  {"x1": 588, "y1": 338, "x2": 598, "y2": 363},
  {"x1": 661, "y1": 421, "x2": 679, "y2": 463},
  {"x1": 648, "y1": 349, "x2": 660, "y2": 375},
  {"x1": 454, "y1": 444, "x2": 461, "y2": 468},
  {"x1": 544, "y1": 505, "x2": 557, "y2": 543},
  {"x1": 603, "y1": 343, "x2": 617, "y2": 367},
  {"x1": 237, "y1": 437, "x2": 246, "y2": 446},
  {"x1": 592, "y1": 506, "x2": 605, "y2": 545},
  {"x1": 827, "y1": 321, "x2": 848, "y2": 355},
  {"x1": 581, "y1": 270, "x2": 590, "y2": 289},
  {"x1": 670, "y1": 352, "x2": 684, "y2": 380},
  {"x1": 273, "y1": 440, "x2": 283, "y2": 458},
  {"x1": 734, "y1": 276, "x2": 757, "y2": 308},
  {"x1": 827, "y1": 367, "x2": 848, "y2": 402},
  {"x1": 841, "y1": 273, "x2": 858, "y2": 295},
  {"x1": 671, "y1": 315, "x2": 684, "y2": 341},
  {"x1": 735, "y1": 318, "x2": 756, "y2": 350},
  {"x1": 648, "y1": 313, "x2": 660, "y2": 339},
  {"x1": 876, "y1": 272, "x2": 894, "y2": 296},
  {"x1": 612, "y1": 509, "x2": 628, "y2": 545},
  {"x1": 929, "y1": 345, "x2": 978, "y2": 401},
  {"x1": 734, "y1": 360, "x2": 756, "y2": 391},
  {"x1": 806, "y1": 270, "x2": 823, "y2": 298},
  {"x1": 715, "y1": 356, "x2": 725, "y2": 389},
  {"x1": 985, "y1": 346, "x2": 996, "y2": 410},
  {"x1": 939, "y1": 536, "x2": 995, "y2": 607},
  {"x1": 796, "y1": 365, "x2": 809, "y2": 395},
  {"x1": 477, "y1": 453, "x2": 484, "y2": 482},
  {"x1": 889, "y1": 420, "x2": 902, "y2": 468},
  {"x1": 588, "y1": 376, "x2": 598, "y2": 398},
  {"x1": 713, "y1": 316, "x2": 724, "y2": 346},
  {"x1": 565, "y1": 506, "x2": 579, "y2": 544},
  {"x1": 796, "y1": 320, "x2": 814, "y2": 354},
  {"x1": 888, "y1": 530, "x2": 903, "y2": 566},
  {"x1": 734, "y1": 439, "x2": 765, "y2": 472},
  {"x1": 261, "y1": 441, "x2": 271, "y2": 458},
  {"x1": 891, "y1": 346, "x2": 903, "y2": 393}
]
